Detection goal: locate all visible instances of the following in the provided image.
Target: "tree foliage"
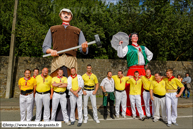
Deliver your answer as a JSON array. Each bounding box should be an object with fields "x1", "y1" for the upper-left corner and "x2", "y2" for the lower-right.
[{"x1": 0, "y1": 0, "x2": 192, "y2": 61}]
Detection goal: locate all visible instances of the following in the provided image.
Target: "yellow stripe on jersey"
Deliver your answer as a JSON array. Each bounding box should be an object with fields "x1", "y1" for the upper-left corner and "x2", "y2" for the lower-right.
[
  {"x1": 150, "y1": 80, "x2": 166, "y2": 96},
  {"x1": 18, "y1": 77, "x2": 36, "y2": 91},
  {"x1": 112, "y1": 75, "x2": 130, "y2": 91},
  {"x1": 51, "y1": 76, "x2": 67, "y2": 92},
  {"x1": 72, "y1": 76, "x2": 79, "y2": 91},
  {"x1": 163, "y1": 77, "x2": 184, "y2": 93},
  {"x1": 141, "y1": 75, "x2": 155, "y2": 91},
  {"x1": 127, "y1": 78, "x2": 142, "y2": 95},
  {"x1": 36, "y1": 75, "x2": 52, "y2": 92},
  {"x1": 82, "y1": 73, "x2": 98, "y2": 90}
]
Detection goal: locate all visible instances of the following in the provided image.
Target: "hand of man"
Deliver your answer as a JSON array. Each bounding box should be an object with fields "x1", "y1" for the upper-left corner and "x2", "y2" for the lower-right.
[
  {"x1": 75, "y1": 93, "x2": 79, "y2": 98},
  {"x1": 83, "y1": 90, "x2": 87, "y2": 95},
  {"x1": 92, "y1": 90, "x2": 97, "y2": 95},
  {"x1": 176, "y1": 94, "x2": 181, "y2": 98},
  {"x1": 74, "y1": 90, "x2": 78, "y2": 95},
  {"x1": 150, "y1": 97, "x2": 154, "y2": 101},
  {"x1": 119, "y1": 41, "x2": 123, "y2": 45},
  {"x1": 52, "y1": 82, "x2": 57, "y2": 87},
  {"x1": 50, "y1": 50, "x2": 59, "y2": 57},
  {"x1": 50, "y1": 95, "x2": 53, "y2": 99}
]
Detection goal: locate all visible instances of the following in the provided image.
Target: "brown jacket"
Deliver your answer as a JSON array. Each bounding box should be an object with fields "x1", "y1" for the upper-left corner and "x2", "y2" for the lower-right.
[{"x1": 50, "y1": 25, "x2": 81, "y2": 56}]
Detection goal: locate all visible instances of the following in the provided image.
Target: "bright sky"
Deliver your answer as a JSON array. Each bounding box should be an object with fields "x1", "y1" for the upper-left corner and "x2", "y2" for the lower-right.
[{"x1": 101, "y1": 0, "x2": 120, "y2": 5}]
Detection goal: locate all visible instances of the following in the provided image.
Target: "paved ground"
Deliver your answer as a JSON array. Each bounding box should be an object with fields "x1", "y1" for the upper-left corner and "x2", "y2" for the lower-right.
[
  {"x1": 0, "y1": 95, "x2": 192, "y2": 110},
  {"x1": 0, "y1": 108, "x2": 192, "y2": 128},
  {"x1": 0, "y1": 95, "x2": 192, "y2": 128}
]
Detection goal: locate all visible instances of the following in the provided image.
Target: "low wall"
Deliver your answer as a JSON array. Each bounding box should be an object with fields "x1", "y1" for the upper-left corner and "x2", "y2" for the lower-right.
[{"x1": 0, "y1": 56, "x2": 192, "y2": 98}]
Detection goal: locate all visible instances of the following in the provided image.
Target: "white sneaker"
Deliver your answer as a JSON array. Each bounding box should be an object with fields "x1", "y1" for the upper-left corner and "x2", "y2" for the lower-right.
[
  {"x1": 116, "y1": 116, "x2": 119, "y2": 119},
  {"x1": 123, "y1": 115, "x2": 127, "y2": 119},
  {"x1": 66, "y1": 121, "x2": 71, "y2": 126},
  {"x1": 133, "y1": 116, "x2": 136, "y2": 119},
  {"x1": 83, "y1": 119, "x2": 87, "y2": 123},
  {"x1": 153, "y1": 118, "x2": 158, "y2": 122},
  {"x1": 95, "y1": 119, "x2": 100, "y2": 123}
]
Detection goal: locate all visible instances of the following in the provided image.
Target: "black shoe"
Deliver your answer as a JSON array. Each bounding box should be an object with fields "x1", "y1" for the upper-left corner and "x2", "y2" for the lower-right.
[
  {"x1": 71, "y1": 121, "x2": 75, "y2": 125},
  {"x1": 104, "y1": 115, "x2": 107, "y2": 120},
  {"x1": 146, "y1": 116, "x2": 151, "y2": 119},
  {"x1": 77, "y1": 123, "x2": 82, "y2": 127},
  {"x1": 141, "y1": 117, "x2": 146, "y2": 121},
  {"x1": 110, "y1": 115, "x2": 115, "y2": 119}
]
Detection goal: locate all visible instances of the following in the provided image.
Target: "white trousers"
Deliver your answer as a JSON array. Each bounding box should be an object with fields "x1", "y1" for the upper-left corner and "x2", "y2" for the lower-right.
[
  {"x1": 129, "y1": 95, "x2": 144, "y2": 119},
  {"x1": 153, "y1": 96, "x2": 167, "y2": 122},
  {"x1": 51, "y1": 92, "x2": 69, "y2": 122},
  {"x1": 70, "y1": 94, "x2": 83, "y2": 123},
  {"x1": 115, "y1": 91, "x2": 127, "y2": 117},
  {"x1": 19, "y1": 93, "x2": 34, "y2": 121},
  {"x1": 166, "y1": 92, "x2": 178, "y2": 124},
  {"x1": 35, "y1": 93, "x2": 50, "y2": 122},
  {"x1": 84, "y1": 90, "x2": 98, "y2": 120},
  {"x1": 143, "y1": 90, "x2": 154, "y2": 117}
]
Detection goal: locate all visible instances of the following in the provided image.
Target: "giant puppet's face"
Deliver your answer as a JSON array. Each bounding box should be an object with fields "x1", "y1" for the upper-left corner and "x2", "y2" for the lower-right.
[
  {"x1": 60, "y1": 11, "x2": 72, "y2": 22},
  {"x1": 131, "y1": 34, "x2": 138, "y2": 43}
]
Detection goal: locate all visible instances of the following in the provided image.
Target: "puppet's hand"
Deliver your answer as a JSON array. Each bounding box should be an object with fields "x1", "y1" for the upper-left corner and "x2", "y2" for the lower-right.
[
  {"x1": 119, "y1": 41, "x2": 123, "y2": 45},
  {"x1": 50, "y1": 50, "x2": 59, "y2": 57},
  {"x1": 81, "y1": 41, "x2": 88, "y2": 53}
]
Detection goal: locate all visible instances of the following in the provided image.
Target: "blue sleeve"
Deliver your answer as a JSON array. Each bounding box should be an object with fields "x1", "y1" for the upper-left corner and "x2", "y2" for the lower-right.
[
  {"x1": 42, "y1": 29, "x2": 52, "y2": 54},
  {"x1": 79, "y1": 31, "x2": 88, "y2": 55}
]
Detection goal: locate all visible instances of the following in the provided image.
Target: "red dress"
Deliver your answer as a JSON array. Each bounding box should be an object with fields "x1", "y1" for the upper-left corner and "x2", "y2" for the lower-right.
[{"x1": 125, "y1": 65, "x2": 153, "y2": 116}]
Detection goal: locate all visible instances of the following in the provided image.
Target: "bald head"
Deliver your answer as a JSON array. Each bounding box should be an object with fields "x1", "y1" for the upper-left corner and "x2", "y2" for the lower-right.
[{"x1": 42, "y1": 67, "x2": 48, "y2": 77}]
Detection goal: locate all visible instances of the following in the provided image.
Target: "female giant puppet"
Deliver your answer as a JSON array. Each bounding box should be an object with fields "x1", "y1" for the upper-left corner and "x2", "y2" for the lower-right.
[{"x1": 112, "y1": 32, "x2": 153, "y2": 116}]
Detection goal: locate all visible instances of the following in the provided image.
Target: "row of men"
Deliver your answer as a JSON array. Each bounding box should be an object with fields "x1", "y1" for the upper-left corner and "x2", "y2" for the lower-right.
[{"x1": 18, "y1": 65, "x2": 184, "y2": 127}]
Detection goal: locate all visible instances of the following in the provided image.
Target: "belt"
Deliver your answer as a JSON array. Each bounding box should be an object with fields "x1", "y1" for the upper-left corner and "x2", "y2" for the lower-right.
[
  {"x1": 144, "y1": 89, "x2": 149, "y2": 92},
  {"x1": 20, "y1": 90, "x2": 33, "y2": 95},
  {"x1": 84, "y1": 89, "x2": 94, "y2": 91},
  {"x1": 84, "y1": 85, "x2": 94, "y2": 91},
  {"x1": 54, "y1": 91, "x2": 65, "y2": 94},
  {"x1": 115, "y1": 89, "x2": 124, "y2": 92},
  {"x1": 166, "y1": 89, "x2": 177, "y2": 93},
  {"x1": 154, "y1": 93, "x2": 165, "y2": 98},
  {"x1": 36, "y1": 90, "x2": 50, "y2": 94}
]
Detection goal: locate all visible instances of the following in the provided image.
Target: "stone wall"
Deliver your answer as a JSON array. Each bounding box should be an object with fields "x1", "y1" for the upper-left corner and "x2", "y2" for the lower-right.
[{"x1": 0, "y1": 56, "x2": 192, "y2": 98}]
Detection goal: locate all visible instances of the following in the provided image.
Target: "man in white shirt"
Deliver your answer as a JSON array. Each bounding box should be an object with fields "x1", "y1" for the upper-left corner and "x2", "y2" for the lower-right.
[
  {"x1": 67, "y1": 67, "x2": 84, "y2": 127},
  {"x1": 100, "y1": 71, "x2": 115, "y2": 120}
]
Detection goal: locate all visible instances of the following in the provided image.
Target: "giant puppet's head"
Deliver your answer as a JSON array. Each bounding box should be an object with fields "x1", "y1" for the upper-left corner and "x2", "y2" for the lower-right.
[
  {"x1": 129, "y1": 32, "x2": 138, "y2": 43},
  {"x1": 59, "y1": 8, "x2": 73, "y2": 23}
]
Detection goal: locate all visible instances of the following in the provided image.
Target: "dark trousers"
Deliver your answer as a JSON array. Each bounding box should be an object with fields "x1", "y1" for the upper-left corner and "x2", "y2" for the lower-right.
[
  {"x1": 183, "y1": 84, "x2": 190, "y2": 98},
  {"x1": 103, "y1": 93, "x2": 114, "y2": 117}
]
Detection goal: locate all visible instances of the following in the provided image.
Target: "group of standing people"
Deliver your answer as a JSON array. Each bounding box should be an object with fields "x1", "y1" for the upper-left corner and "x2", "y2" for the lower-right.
[
  {"x1": 18, "y1": 64, "x2": 101, "y2": 127},
  {"x1": 18, "y1": 65, "x2": 189, "y2": 127},
  {"x1": 17, "y1": 7, "x2": 191, "y2": 128}
]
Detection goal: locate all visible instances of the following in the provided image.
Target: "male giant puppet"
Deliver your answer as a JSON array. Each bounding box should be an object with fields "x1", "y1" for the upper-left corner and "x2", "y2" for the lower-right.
[
  {"x1": 42, "y1": 8, "x2": 88, "y2": 121},
  {"x1": 116, "y1": 32, "x2": 153, "y2": 116}
]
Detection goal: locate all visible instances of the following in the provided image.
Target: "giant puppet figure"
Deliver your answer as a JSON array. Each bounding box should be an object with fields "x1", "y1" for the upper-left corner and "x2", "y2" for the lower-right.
[
  {"x1": 42, "y1": 8, "x2": 88, "y2": 121},
  {"x1": 111, "y1": 32, "x2": 153, "y2": 116}
]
